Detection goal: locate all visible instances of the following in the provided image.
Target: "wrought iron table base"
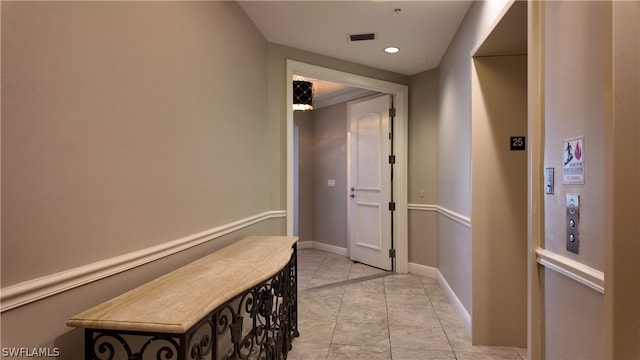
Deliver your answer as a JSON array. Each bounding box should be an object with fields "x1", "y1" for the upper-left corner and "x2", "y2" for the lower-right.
[{"x1": 85, "y1": 245, "x2": 298, "y2": 360}]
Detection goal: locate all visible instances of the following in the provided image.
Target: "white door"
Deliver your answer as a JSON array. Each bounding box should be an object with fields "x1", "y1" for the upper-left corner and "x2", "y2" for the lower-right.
[{"x1": 348, "y1": 94, "x2": 393, "y2": 271}]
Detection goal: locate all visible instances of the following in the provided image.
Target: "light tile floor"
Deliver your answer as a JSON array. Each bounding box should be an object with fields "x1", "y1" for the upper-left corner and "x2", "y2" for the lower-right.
[
  {"x1": 290, "y1": 248, "x2": 527, "y2": 360},
  {"x1": 297, "y1": 247, "x2": 388, "y2": 290}
]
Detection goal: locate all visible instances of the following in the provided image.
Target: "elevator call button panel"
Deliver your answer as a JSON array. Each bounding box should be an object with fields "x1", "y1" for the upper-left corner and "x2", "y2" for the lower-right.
[{"x1": 566, "y1": 194, "x2": 580, "y2": 254}]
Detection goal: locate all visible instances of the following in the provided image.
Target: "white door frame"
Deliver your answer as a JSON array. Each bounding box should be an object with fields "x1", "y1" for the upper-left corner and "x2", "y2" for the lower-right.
[{"x1": 285, "y1": 59, "x2": 409, "y2": 273}]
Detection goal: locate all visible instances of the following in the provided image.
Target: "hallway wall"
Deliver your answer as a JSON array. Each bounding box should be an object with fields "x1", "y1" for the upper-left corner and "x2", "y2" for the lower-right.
[
  {"x1": 294, "y1": 111, "x2": 314, "y2": 243},
  {"x1": 606, "y1": 1, "x2": 640, "y2": 358},
  {"x1": 471, "y1": 55, "x2": 527, "y2": 347},
  {"x1": 1, "y1": 1, "x2": 279, "y2": 352},
  {"x1": 1, "y1": 4, "x2": 412, "y2": 353},
  {"x1": 408, "y1": 69, "x2": 439, "y2": 268},
  {"x1": 436, "y1": 0, "x2": 511, "y2": 318},
  {"x1": 311, "y1": 103, "x2": 349, "y2": 249},
  {"x1": 541, "y1": 1, "x2": 608, "y2": 358}
]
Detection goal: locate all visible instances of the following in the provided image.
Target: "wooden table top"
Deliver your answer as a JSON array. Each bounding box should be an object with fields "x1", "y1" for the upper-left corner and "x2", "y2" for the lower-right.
[{"x1": 67, "y1": 235, "x2": 298, "y2": 334}]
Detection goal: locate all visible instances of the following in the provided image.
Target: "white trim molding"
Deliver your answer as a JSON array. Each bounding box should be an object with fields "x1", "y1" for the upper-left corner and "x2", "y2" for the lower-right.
[
  {"x1": 307, "y1": 241, "x2": 349, "y2": 257},
  {"x1": 408, "y1": 262, "x2": 438, "y2": 278},
  {"x1": 536, "y1": 248, "x2": 605, "y2": 294},
  {"x1": 407, "y1": 203, "x2": 438, "y2": 212},
  {"x1": 1, "y1": 210, "x2": 287, "y2": 313},
  {"x1": 437, "y1": 206, "x2": 471, "y2": 228},
  {"x1": 408, "y1": 203, "x2": 471, "y2": 228},
  {"x1": 286, "y1": 59, "x2": 410, "y2": 274},
  {"x1": 296, "y1": 241, "x2": 313, "y2": 249},
  {"x1": 295, "y1": 240, "x2": 349, "y2": 257}
]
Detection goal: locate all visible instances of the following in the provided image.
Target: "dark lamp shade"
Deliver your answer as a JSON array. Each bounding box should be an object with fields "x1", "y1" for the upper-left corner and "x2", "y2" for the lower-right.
[{"x1": 293, "y1": 80, "x2": 313, "y2": 111}]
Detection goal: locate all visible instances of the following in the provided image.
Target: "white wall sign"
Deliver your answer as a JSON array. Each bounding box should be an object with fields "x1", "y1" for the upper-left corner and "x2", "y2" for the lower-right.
[{"x1": 562, "y1": 136, "x2": 585, "y2": 184}]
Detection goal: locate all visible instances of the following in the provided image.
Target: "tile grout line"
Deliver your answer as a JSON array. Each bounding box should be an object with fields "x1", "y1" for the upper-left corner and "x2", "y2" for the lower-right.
[
  {"x1": 384, "y1": 277, "x2": 394, "y2": 359},
  {"x1": 309, "y1": 252, "x2": 328, "y2": 288},
  {"x1": 326, "y1": 286, "x2": 344, "y2": 360},
  {"x1": 424, "y1": 281, "x2": 459, "y2": 360}
]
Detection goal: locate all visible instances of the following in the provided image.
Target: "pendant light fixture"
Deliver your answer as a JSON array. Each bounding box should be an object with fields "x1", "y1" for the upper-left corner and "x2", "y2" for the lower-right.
[{"x1": 293, "y1": 80, "x2": 313, "y2": 111}]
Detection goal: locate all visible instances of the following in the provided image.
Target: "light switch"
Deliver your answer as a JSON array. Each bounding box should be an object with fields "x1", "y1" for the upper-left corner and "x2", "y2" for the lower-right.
[
  {"x1": 327, "y1": 179, "x2": 336, "y2": 187},
  {"x1": 545, "y1": 168, "x2": 554, "y2": 194}
]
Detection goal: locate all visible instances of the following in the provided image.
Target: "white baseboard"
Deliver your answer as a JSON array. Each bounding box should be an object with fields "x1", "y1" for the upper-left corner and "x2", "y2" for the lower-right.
[
  {"x1": 298, "y1": 240, "x2": 349, "y2": 257},
  {"x1": 297, "y1": 241, "x2": 313, "y2": 249},
  {"x1": 311, "y1": 241, "x2": 349, "y2": 256},
  {"x1": 1, "y1": 210, "x2": 286, "y2": 313},
  {"x1": 408, "y1": 262, "x2": 437, "y2": 278},
  {"x1": 436, "y1": 270, "x2": 472, "y2": 336}
]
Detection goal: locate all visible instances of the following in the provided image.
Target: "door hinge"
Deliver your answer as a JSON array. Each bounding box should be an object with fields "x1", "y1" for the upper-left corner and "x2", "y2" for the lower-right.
[
  {"x1": 388, "y1": 155, "x2": 396, "y2": 164},
  {"x1": 389, "y1": 248, "x2": 396, "y2": 258},
  {"x1": 389, "y1": 108, "x2": 396, "y2": 117},
  {"x1": 389, "y1": 202, "x2": 396, "y2": 211}
]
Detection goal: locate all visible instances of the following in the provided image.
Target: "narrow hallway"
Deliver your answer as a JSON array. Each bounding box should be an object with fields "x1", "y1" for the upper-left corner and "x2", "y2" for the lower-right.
[{"x1": 290, "y1": 248, "x2": 527, "y2": 359}]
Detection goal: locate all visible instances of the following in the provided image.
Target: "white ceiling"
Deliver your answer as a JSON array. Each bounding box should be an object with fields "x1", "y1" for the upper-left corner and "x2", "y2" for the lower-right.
[
  {"x1": 298, "y1": 76, "x2": 379, "y2": 109},
  {"x1": 239, "y1": 1, "x2": 473, "y2": 76}
]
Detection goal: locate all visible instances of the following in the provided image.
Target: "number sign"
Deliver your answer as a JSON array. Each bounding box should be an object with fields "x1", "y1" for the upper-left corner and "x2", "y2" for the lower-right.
[{"x1": 510, "y1": 136, "x2": 526, "y2": 151}]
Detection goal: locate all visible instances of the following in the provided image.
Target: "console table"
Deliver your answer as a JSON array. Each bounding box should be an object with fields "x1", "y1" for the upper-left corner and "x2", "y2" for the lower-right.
[{"x1": 68, "y1": 236, "x2": 299, "y2": 360}]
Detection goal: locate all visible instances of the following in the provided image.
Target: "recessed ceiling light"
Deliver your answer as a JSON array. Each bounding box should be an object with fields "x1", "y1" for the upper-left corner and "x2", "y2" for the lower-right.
[{"x1": 384, "y1": 46, "x2": 400, "y2": 54}]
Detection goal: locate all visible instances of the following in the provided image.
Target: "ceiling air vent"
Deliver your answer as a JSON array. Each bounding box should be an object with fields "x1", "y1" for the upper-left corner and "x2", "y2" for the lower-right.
[{"x1": 349, "y1": 33, "x2": 376, "y2": 42}]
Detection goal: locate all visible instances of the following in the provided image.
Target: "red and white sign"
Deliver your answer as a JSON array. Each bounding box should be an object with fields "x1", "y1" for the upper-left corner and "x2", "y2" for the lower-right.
[{"x1": 562, "y1": 136, "x2": 585, "y2": 184}]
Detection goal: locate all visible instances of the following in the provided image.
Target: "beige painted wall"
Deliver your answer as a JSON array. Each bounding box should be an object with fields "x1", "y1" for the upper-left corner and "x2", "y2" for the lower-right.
[
  {"x1": 294, "y1": 111, "x2": 314, "y2": 243},
  {"x1": 471, "y1": 55, "x2": 527, "y2": 346},
  {"x1": 541, "y1": 1, "x2": 608, "y2": 358},
  {"x1": 605, "y1": 2, "x2": 640, "y2": 358},
  {"x1": 2, "y1": 1, "x2": 270, "y2": 286},
  {"x1": 437, "y1": 0, "x2": 511, "y2": 313},
  {"x1": 408, "y1": 70, "x2": 439, "y2": 204},
  {"x1": 408, "y1": 211, "x2": 438, "y2": 267},
  {"x1": 312, "y1": 103, "x2": 348, "y2": 249},
  {"x1": 543, "y1": 1, "x2": 606, "y2": 270},
  {"x1": 544, "y1": 268, "x2": 604, "y2": 359},
  {"x1": 1, "y1": 1, "x2": 281, "y2": 352}
]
